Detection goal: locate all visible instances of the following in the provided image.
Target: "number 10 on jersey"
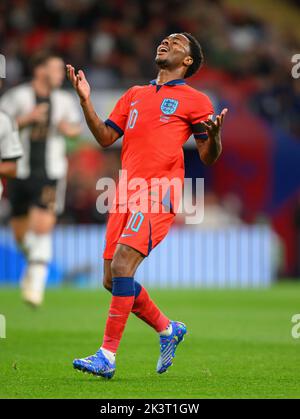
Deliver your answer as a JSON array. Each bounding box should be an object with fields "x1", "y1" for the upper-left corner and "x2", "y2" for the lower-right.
[{"x1": 127, "y1": 109, "x2": 138, "y2": 129}]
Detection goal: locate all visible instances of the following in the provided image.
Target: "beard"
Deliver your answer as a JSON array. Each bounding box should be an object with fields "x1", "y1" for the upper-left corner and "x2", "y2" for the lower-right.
[{"x1": 155, "y1": 56, "x2": 170, "y2": 68}]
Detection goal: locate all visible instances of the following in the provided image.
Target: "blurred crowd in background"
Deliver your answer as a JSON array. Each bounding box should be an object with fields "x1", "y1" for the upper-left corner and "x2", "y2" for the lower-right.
[
  {"x1": 1, "y1": 0, "x2": 300, "y2": 276},
  {"x1": 1, "y1": 0, "x2": 300, "y2": 135}
]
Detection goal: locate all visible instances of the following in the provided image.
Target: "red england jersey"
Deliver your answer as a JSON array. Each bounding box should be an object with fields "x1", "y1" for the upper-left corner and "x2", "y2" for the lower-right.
[{"x1": 105, "y1": 78, "x2": 214, "y2": 208}]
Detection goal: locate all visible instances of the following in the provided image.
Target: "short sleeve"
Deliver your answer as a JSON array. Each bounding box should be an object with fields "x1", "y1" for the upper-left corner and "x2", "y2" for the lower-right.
[
  {"x1": 104, "y1": 87, "x2": 134, "y2": 138},
  {"x1": 0, "y1": 89, "x2": 20, "y2": 119},
  {"x1": 0, "y1": 113, "x2": 23, "y2": 161},
  {"x1": 189, "y1": 92, "x2": 214, "y2": 141}
]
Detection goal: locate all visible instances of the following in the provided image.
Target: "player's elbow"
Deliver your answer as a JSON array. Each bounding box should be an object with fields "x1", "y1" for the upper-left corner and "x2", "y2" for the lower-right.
[
  {"x1": 201, "y1": 155, "x2": 220, "y2": 166},
  {"x1": 95, "y1": 131, "x2": 117, "y2": 148},
  {"x1": 98, "y1": 139, "x2": 112, "y2": 149},
  {"x1": 200, "y1": 146, "x2": 222, "y2": 166}
]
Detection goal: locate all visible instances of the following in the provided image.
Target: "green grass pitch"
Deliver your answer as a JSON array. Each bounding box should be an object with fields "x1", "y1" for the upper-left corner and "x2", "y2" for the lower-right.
[{"x1": 0, "y1": 283, "x2": 300, "y2": 399}]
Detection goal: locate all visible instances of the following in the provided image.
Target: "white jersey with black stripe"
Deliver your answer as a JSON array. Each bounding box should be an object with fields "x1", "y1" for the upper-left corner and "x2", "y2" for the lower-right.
[
  {"x1": 0, "y1": 111, "x2": 23, "y2": 198},
  {"x1": 0, "y1": 83, "x2": 81, "y2": 180}
]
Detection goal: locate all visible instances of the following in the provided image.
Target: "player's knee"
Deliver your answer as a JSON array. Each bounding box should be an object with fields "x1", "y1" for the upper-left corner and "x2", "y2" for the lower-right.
[
  {"x1": 30, "y1": 208, "x2": 56, "y2": 234},
  {"x1": 111, "y1": 251, "x2": 131, "y2": 277},
  {"x1": 111, "y1": 259, "x2": 127, "y2": 277},
  {"x1": 14, "y1": 231, "x2": 25, "y2": 245},
  {"x1": 33, "y1": 223, "x2": 52, "y2": 235},
  {"x1": 11, "y1": 222, "x2": 27, "y2": 244}
]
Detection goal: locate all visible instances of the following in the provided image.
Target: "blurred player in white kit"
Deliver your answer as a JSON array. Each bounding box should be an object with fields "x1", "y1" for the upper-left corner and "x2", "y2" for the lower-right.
[
  {"x1": 0, "y1": 73, "x2": 23, "y2": 201},
  {"x1": 0, "y1": 52, "x2": 82, "y2": 306}
]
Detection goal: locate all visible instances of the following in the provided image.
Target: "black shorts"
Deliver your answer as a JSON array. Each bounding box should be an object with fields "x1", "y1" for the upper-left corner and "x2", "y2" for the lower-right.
[{"x1": 7, "y1": 177, "x2": 59, "y2": 217}]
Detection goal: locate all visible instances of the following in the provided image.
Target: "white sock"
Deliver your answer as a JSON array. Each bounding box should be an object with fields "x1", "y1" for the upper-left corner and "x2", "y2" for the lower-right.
[
  {"x1": 26, "y1": 263, "x2": 48, "y2": 293},
  {"x1": 23, "y1": 231, "x2": 52, "y2": 263},
  {"x1": 20, "y1": 231, "x2": 52, "y2": 294},
  {"x1": 159, "y1": 322, "x2": 173, "y2": 336},
  {"x1": 100, "y1": 347, "x2": 116, "y2": 364}
]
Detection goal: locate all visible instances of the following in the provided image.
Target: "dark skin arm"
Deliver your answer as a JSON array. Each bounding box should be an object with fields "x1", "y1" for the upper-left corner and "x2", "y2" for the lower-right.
[
  {"x1": 196, "y1": 108, "x2": 227, "y2": 165},
  {"x1": 0, "y1": 160, "x2": 17, "y2": 178},
  {"x1": 66, "y1": 65, "x2": 119, "y2": 148}
]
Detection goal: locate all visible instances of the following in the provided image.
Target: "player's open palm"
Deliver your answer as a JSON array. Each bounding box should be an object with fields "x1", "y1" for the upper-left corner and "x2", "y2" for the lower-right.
[
  {"x1": 66, "y1": 65, "x2": 90, "y2": 102},
  {"x1": 202, "y1": 108, "x2": 228, "y2": 138}
]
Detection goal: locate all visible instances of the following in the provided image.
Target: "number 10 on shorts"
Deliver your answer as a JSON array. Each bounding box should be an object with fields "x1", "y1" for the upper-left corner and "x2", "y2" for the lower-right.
[{"x1": 125, "y1": 211, "x2": 144, "y2": 233}]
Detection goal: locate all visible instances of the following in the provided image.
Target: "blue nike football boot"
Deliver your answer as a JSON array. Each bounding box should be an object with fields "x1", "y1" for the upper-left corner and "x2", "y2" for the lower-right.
[
  {"x1": 156, "y1": 321, "x2": 187, "y2": 374},
  {"x1": 73, "y1": 349, "x2": 116, "y2": 379}
]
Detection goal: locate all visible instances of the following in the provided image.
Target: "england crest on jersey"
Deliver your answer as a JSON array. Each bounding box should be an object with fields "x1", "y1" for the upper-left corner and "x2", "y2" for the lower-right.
[{"x1": 160, "y1": 98, "x2": 179, "y2": 115}]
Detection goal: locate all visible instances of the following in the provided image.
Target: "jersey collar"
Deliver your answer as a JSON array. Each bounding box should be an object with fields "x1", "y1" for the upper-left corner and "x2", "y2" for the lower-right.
[{"x1": 149, "y1": 78, "x2": 186, "y2": 86}]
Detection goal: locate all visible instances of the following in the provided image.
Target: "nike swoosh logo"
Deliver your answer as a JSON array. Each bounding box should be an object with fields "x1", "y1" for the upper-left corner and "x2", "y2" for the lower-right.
[
  {"x1": 130, "y1": 100, "x2": 139, "y2": 106},
  {"x1": 121, "y1": 233, "x2": 134, "y2": 238},
  {"x1": 109, "y1": 313, "x2": 123, "y2": 318}
]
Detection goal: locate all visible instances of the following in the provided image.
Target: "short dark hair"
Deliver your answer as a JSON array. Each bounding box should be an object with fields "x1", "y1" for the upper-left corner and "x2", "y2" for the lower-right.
[
  {"x1": 181, "y1": 32, "x2": 203, "y2": 78},
  {"x1": 29, "y1": 51, "x2": 62, "y2": 74}
]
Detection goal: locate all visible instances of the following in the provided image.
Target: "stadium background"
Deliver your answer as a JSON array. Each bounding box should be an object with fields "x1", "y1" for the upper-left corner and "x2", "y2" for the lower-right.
[{"x1": 1, "y1": 0, "x2": 300, "y2": 286}]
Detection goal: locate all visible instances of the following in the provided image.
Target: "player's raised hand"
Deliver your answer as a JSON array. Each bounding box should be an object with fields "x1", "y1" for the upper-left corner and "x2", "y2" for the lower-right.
[
  {"x1": 202, "y1": 108, "x2": 228, "y2": 138},
  {"x1": 66, "y1": 65, "x2": 90, "y2": 102}
]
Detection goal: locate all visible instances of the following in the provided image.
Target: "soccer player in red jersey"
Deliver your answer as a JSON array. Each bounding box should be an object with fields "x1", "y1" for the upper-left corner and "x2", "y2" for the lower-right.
[{"x1": 67, "y1": 33, "x2": 227, "y2": 378}]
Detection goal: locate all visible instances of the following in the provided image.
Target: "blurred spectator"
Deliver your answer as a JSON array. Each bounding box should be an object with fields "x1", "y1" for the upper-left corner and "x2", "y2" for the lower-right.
[
  {"x1": 64, "y1": 145, "x2": 121, "y2": 224},
  {"x1": 175, "y1": 187, "x2": 242, "y2": 228}
]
